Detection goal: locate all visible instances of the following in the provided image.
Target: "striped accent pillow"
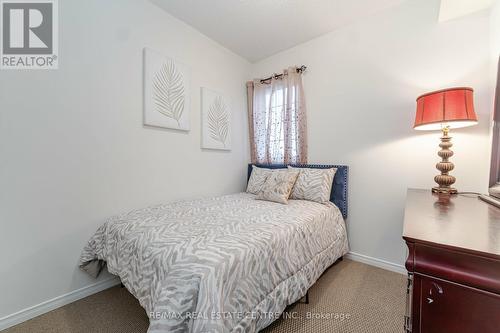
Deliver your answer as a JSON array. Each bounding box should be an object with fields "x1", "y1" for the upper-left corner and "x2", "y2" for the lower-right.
[
  {"x1": 246, "y1": 165, "x2": 273, "y2": 194},
  {"x1": 256, "y1": 169, "x2": 300, "y2": 204},
  {"x1": 288, "y1": 166, "x2": 337, "y2": 204}
]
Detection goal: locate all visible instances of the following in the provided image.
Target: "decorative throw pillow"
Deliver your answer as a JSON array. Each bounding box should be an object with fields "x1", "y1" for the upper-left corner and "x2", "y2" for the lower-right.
[
  {"x1": 256, "y1": 169, "x2": 300, "y2": 204},
  {"x1": 288, "y1": 166, "x2": 337, "y2": 204},
  {"x1": 246, "y1": 166, "x2": 273, "y2": 194}
]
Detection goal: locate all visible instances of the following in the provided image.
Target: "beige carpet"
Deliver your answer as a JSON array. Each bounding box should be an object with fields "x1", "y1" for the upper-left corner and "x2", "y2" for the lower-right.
[{"x1": 2, "y1": 260, "x2": 406, "y2": 333}]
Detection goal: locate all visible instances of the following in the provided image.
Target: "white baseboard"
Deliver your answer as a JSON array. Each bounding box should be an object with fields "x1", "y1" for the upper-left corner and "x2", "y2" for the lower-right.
[
  {"x1": 0, "y1": 276, "x2": 120, "y2": 331},
  {"x1": 345, "y1": 251, "x2": 407, "y2": 275}
]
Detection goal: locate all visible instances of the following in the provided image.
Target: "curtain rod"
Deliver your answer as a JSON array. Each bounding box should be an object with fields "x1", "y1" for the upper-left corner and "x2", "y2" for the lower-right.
[{"x1": 260, "y1": 65, "x2": 307, "y2": 83}]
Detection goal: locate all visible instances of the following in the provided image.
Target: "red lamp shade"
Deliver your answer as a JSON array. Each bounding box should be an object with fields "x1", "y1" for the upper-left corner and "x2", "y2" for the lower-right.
[{"x1": 414, "y1": 87, "x2": 478, "y2": 131}]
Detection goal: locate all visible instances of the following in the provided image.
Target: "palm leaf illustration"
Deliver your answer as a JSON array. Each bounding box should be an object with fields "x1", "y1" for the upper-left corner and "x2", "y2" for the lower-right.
[
  {"x1": 152, "y1": 60, "x2": 185, "y2": 126},
  {"x1": 207, "y1": 96, "x2": 229, "y2": 146}
]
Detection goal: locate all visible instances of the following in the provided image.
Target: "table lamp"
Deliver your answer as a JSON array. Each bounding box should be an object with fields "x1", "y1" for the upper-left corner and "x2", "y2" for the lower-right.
[{"x1": 414, "y1": 87, "x2": 478, "y2": 194}]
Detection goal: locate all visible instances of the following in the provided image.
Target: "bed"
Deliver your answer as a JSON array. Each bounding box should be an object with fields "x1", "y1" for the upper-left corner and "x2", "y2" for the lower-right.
[{"x1": 79, "y1": 164, "x2": 349, "y2": 333}]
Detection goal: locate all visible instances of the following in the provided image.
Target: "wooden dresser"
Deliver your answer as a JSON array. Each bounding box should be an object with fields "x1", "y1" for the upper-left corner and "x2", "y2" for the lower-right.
[{"x1": 403, "y1": 189, "x2": 500, "y2": 333}]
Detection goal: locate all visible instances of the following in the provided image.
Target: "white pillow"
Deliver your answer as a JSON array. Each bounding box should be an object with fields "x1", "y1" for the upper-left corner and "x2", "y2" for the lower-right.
[
  {"x1": 256, "y1": 169, "x2": 300, "y2": 204},
  {"x1": 246, "y1": 166, "x2": 273, "y2": 194},
  {"x1": 288, "y1": 166, "x2": 337, "y2": 204}
]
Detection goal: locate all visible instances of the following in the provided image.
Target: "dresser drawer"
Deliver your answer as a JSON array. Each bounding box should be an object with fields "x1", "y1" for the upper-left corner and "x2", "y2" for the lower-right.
[
  {"x1": 413, "y1": 243, "x2": 500, "y2": 294},
  {"x1": 418, "y1": 275, "x2": 500, "y2": 333}
]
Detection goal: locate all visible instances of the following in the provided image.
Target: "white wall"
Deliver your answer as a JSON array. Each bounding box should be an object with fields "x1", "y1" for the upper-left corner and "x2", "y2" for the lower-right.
[
  {"x1": 252, "y1": 0, "x2": 493, "y2": 267},
  {"x1": 0, "y1": 0, "x2": 250, "y2": 321}
]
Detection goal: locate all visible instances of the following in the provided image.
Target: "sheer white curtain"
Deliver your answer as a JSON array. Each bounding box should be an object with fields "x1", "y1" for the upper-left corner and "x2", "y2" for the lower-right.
[{"x1": 246, "y1": 67, "x2": 308, "y2": 164}]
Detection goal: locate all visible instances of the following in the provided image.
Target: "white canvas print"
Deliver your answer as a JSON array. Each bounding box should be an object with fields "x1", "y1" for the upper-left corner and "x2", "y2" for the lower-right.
[
  {"x1": 201, "y1": 88, "x2": 231, "y2": 150},
  {"x1": 143, "y1": 48, "x2": 190, "y2": 131}
]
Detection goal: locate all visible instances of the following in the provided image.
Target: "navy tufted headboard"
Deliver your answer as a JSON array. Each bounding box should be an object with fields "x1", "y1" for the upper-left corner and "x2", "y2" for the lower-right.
[{"x1": 247, "y1": 164, "x2": 349, "y2": 219}]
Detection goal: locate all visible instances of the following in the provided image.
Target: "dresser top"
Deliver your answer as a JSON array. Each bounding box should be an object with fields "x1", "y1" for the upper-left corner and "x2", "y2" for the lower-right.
[{"x1": 403, "y1": 189, "x2": 500, "y2": 257}]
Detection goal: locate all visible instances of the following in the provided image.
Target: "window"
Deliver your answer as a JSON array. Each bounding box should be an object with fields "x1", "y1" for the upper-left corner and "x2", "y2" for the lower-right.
[
  {"x1": 262, "y1": 86, "x2": 301, "y2": 163},
  {"x1": 247, "y1": 68, "x2": 307, "y2": 165}
]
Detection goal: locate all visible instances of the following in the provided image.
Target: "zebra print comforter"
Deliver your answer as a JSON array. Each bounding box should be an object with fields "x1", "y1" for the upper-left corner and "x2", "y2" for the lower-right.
[{"x1": 79, "y1": 193, "x2": 348, "y2": 333}]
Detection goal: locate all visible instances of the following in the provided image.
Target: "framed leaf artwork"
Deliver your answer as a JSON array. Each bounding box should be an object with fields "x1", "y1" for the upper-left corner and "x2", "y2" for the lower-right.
[
  {"x1": 201, "y1": 88, "x2": 231, "y2": 150},
  {"x1": 143, "y1": 48, "x2": 190, "y2": 131}
]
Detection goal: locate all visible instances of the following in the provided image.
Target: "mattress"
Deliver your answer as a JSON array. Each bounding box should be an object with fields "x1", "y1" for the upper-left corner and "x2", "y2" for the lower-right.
[{"x1": 79, "y1": 192, "x2": 349, "y2": 333}]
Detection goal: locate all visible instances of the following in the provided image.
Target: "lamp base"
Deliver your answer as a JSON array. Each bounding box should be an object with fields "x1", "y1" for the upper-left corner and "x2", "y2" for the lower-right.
[
  {"x1": 433, "y1": 127, "x2": 458, "y2": 194},
  {"x1": 432, "y1": 186, "x2": 457, "y2": 195}
]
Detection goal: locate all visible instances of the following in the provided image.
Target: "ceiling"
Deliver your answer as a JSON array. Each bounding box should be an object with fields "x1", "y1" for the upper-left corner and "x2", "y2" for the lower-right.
[
  {"x1": 151, "y1": 0, "x2": 406, "y2": 63},
  {"x1": 439, "y1": 0, "x2": 496, "y2": 22}
]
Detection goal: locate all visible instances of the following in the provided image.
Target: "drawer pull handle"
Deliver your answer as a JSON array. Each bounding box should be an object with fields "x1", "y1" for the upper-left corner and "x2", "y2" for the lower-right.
[
  {"x1": 427, "y1": 298, "x2": 434, "y2": 304},
  {"x1": 431, "y1": 282, "x2": 443, "y2": 294}
]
